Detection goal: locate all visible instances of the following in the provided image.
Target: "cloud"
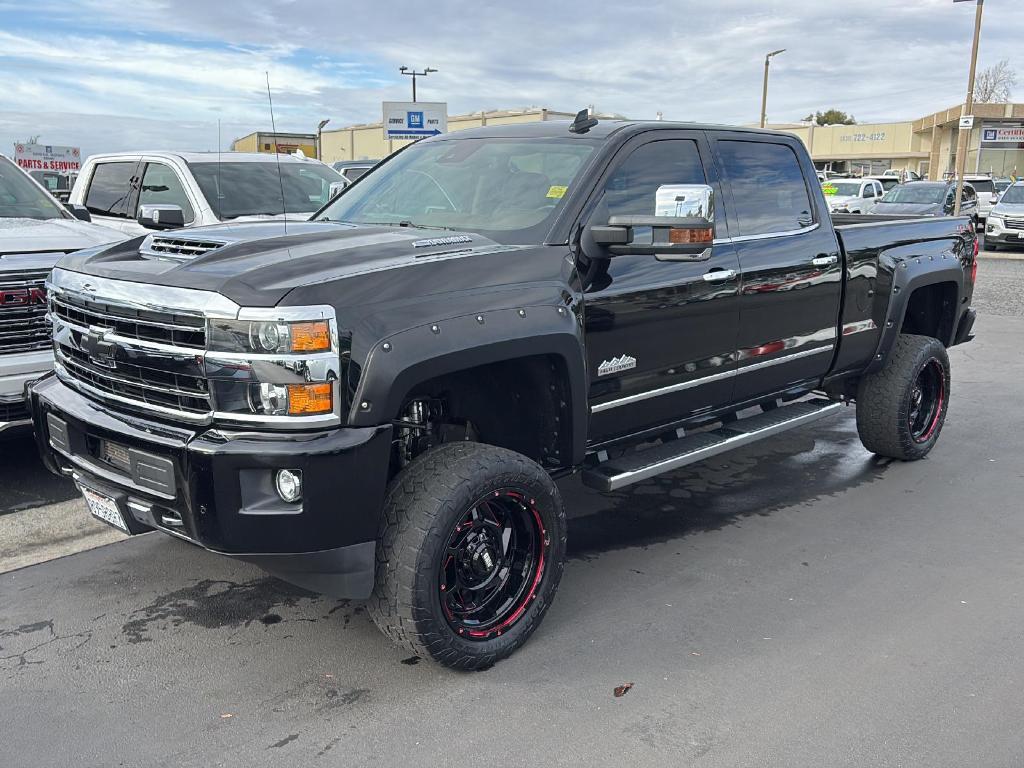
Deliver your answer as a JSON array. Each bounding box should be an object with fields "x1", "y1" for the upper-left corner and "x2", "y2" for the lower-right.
[{"x1": 0, "y1": 0, "x2": 1020, "y2": 156}]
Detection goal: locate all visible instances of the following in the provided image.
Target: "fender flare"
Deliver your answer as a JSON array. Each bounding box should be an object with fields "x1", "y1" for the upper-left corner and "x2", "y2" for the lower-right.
[
  {"x1": 348, "y1": 304, "x2": 589, "y2": 464},
  {"x1": 865, "y1": 256, "x2": 964, "y2": 375}
]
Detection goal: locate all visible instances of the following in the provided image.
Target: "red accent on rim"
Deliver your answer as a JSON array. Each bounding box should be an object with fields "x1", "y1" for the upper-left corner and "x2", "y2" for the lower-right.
[
  {"x1": 914, "y1": 360, "x2": 946, "y2": 444},
  {"x1": 462, "y1": 501, "x2": 544, "y2": 638}
]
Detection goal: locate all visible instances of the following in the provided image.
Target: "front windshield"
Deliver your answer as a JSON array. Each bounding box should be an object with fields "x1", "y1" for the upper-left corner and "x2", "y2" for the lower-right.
[
  {"x1": 822, "y1": 181, "x2": 861, "y2": 196},
  {"x1": 188, "y1": 161, "x2": 344, "y2": 219},
  {"x1": 316, "y1": 137, "x2": 596, "y2": 243},
  {"x1": 1001, "y1": 185, "x2": 1024, "y2": 204},
  {"x1": 0, "y1": 156, "x2": 67, "y2": 220},
  {"x1": 879, "y1": 185, "x2": 946, "y2": 205}
]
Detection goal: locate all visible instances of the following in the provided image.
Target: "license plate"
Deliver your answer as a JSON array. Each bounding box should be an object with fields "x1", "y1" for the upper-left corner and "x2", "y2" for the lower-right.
[
  {"x1": 80, "y1": 487, "x2": 128, "y2": 533},
  {"x1": 1017, "y1": 232, "x2": 1024, "y2": 239}
]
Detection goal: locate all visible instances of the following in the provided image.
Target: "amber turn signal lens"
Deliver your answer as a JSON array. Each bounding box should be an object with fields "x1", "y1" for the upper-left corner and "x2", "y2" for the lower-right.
[
  {"x1": 287, "y1": 382, "x2": 333, "y2": 415},
  {"x1": 668, "y1": 227, "x2": 713, "y2": 244},
  {"x1": 290, "y1": 321, "x2": 331, "y2": 352}
]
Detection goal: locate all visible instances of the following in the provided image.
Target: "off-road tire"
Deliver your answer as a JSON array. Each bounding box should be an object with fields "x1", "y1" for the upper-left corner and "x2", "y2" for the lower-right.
[
  {"x1": 856, "y1": 333, "x2": 950, "y2": 460},
  {"x1": 368, "y1": 442, "x2": 566, "y2": 670}
]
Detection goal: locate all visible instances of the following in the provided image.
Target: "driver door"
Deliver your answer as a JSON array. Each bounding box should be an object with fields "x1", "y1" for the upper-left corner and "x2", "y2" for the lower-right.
[{"x1": 580, "y1": 132, "x2": 742, "y2": 443}]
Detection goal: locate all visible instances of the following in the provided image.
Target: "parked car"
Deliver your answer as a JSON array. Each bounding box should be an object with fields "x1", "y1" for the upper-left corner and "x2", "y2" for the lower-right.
[
  {"x1": 0, "y1": 154, "x2": 123, "y2": 436},
  {"x1": 68, "y1": 152, "x2": 346, "y2": 236},
  {"x1": 869, "y1": 180, "x2": 978, "y2": 221},
  {"x1": 28, "y1": 170, "x2": 74, "y2": 203},
  {"x1": 30, "y1": 117, "x2": 977, "y2": 669},
  {"x1": 882, "y1": 169, "x2": 921, "y2": 182},
  {"x1": 984, "y1": 180, "x2": 1024, "y2": 251},
  {"x1": 963, "y1": 174, "x2": 999, "y2": 223},
  {"x1": 821, "y1": 177, "x2": 884, "y2": 213},
  {"x1": 994, "y1": 178, "x2": 1013, "y2": 196},
  {"x1": 331, "y1": 159, "x2": 380, "y2": 183},
  {"x1": 863, "y1": 175, "x2": 902, "y2": 192}
]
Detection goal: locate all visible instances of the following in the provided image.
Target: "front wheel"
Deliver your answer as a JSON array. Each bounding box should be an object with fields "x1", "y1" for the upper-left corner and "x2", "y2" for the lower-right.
[
  {"x1": 368, "y1": 442, "x2": 566, "y2": 670},
  {"x1": 856, "y1": 333, "x2": 950, "y2": 460}
]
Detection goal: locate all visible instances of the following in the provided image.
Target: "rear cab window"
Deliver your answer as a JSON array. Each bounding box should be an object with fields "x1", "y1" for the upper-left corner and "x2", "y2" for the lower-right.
[
  {"x1": 716, "y1": 140, "x2": 814, "y2": 236},
  {"x1": 85, "y1": 161, "x2": 138, "y2": 218}
]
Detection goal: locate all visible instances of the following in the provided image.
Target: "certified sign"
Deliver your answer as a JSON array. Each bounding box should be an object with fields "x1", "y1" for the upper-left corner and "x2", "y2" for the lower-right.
[
  {"x1": 383, "y1": 102, "x2": 447, "y2": 141},
  {"x1": 982, "y1": 126, "x2": 1024, "y2": 143},
  {"x1": 13, "y1": 143, "x2": 81, "y2": 172}
]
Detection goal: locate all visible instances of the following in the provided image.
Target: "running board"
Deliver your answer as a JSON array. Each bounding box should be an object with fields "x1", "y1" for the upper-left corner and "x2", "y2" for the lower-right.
[{"x1": 582, "y1": 399, "x2": 844, "y2": 492}]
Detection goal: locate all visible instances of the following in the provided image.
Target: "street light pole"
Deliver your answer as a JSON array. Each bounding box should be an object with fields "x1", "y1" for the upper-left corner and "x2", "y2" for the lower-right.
[
  {"x1": 399, "y1": 66, "x2": 438, "y2": 103},
  {"x1": 760, "y1": 49, "x2": 786, "y2": 129},
  {"x1": 316, "y1": 118, "x2": 330, "y2": 160},
  {"x1": 952, "y1": 0, "x2": 985, "y2": 215}
]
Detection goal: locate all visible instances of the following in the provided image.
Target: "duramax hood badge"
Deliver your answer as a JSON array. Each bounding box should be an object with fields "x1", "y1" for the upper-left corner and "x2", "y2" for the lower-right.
[
  {"x1": 412, "y1": 235, "x2": 473, "y2": 248},
  {"x1": 598, "y1": 355, "x2": 637, "y2": 376}
]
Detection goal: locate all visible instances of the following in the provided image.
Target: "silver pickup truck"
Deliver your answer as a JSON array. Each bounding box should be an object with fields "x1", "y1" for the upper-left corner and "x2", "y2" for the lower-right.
[{"x1": 1, "y1": 153, "x2": 122, "y2": 435}]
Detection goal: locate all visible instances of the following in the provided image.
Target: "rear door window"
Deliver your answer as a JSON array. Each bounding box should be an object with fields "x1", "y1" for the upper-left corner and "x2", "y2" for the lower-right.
[
  {"x1": 137, "y1": 163, "x2": 195, "y2": 224},
  {"x1": 716, "y1": 141, "x2": 813, "y2": 236},
  {"x1": 84, "y1": 161, "x2": 138, "y2": 218}
]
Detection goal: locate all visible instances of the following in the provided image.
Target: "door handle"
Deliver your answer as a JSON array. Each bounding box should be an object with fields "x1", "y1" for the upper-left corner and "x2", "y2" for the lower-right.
[
  {"x1": 702, "y1": 268, "x2": 736, "y2": 282},
  {"x1": 811, "y1": 254, "x2": 839, "y2": 268}
]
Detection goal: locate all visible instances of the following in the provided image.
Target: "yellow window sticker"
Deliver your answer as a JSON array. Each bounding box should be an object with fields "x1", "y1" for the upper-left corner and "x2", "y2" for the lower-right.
[
  {"x1": 546, "y1": 185, "x2": 568, "y2": 199},
  {"x1": 822, "y1": 183, "x2": 837, "y2": 196}
]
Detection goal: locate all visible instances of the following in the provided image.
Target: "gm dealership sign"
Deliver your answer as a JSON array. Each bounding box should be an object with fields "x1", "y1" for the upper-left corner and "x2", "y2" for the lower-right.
[{"x1": 383, "y1": 102, "x2": 447, "y2": 141}]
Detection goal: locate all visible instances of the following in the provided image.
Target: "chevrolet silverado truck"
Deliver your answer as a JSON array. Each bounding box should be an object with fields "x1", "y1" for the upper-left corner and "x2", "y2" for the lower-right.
[
  {"x1": 29, "y1": 114, "x2": 978, "y2": 669},
  {"x1": 1, "y1": 153, "x2": 123, "y2": 436}
]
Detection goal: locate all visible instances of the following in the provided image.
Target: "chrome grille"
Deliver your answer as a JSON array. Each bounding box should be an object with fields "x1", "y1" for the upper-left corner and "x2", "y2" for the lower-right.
[
  {"x1": 56, "y1": 342, "x2": 210, "y2": 415},
  {"x1": 52, "y1": 293, "x2": 205, "y2": 349},
  {"x1": 140, "y1": 235, "x2": 225, "y2": 261},
  {"x1": 1003, "y1": 216, "x2": 1024, "y2": 231},
  {"x1": 0, "y1": 269, "x2": 50, "y2": 354}
]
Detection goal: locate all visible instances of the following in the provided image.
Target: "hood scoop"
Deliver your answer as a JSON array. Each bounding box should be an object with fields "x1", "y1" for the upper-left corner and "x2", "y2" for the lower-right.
[{"x1": 140, "y1": 233, "x2": 227, "y2": 262}]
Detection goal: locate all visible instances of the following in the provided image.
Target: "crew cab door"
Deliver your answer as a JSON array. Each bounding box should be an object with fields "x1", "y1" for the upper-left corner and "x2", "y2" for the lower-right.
[
  {"x1": 710, "y1": 134, "x2": 842, "y2": 403},
  {"x1": 579, "y1": 131, "x2": 742, "y2": 442}
]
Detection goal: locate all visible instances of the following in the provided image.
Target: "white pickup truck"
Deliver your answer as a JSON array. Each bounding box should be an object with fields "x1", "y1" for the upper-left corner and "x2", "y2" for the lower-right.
[{"x1": 68, "y1": 151, "x2": 346, "y2": 235}]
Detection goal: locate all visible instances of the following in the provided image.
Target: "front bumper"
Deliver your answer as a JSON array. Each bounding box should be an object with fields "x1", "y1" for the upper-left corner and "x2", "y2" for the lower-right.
[
  {"x1": 984, "y1": 222, "x2": 1024, "y2": 247},
  {"x1": 28, "y1": 373, "x2": 393, "y2": 598},
  {"x1": 0, "y1": 349, "x2": 53, "y2": 436}
]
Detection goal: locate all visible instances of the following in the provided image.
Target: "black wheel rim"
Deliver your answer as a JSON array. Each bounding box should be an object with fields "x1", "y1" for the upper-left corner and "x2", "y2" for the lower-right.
[
  {"x1": 909, "y1": 358, "x2": 945, "y2": 443},
  {"x1": 439, "y1": 489, "x2": 547, "y2": 641}
]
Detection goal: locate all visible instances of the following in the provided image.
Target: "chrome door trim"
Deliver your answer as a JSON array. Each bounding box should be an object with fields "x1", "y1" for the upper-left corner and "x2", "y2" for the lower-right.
[
  {"x1": 712, "y1": 222, "x2": 820, "y2": 246},
  {"x1": 591, "y1": 344, "x2": 834, "y2": 413}
]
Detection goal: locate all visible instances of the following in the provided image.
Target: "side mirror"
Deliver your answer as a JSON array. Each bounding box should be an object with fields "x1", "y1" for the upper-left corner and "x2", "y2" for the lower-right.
[
  {"x1": 65, "y1": 203, "x2": 91, "y2": 222},
  {"x1": 137, "y1": 203, "x2": 185, "y2": 230},
  {"x1": 329, "y1": 180, "x2": 348, "y2": 199},
  {"x1": 586, "y1": 184, "x2": 715, "y2": 261}
]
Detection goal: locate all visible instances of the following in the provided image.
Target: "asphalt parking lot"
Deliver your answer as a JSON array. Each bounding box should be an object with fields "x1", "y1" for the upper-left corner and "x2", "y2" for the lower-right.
[{"x1": 2, "y1": 255, "x2": 1023, "y2": 767}]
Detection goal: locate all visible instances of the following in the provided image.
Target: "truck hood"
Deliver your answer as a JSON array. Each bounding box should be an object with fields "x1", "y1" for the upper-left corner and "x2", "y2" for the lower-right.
[
  {"x1": 992, "y1": 202, "x2": 1024, "y2": 217},
  {"x1": 55, "y1": 220, "x2": 517, "y2": 307},
  {"x1": 869, "y1": 201, "x2": 944, "y2": 216},
  {"x1": 826, "y1": 194, "x2": 861, "y2": 208},
  {"x1": 0, "y1": 217, "x2": 124, "y2": 254}
]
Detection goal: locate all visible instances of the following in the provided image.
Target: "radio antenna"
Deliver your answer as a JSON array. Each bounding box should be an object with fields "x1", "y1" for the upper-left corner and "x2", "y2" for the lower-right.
[
  {"x1": 265, "y1": 71, "x2": 288, "y2": 235},
  {"x1": 216, "y1": 118, "x2": 223, "y2": 222}
]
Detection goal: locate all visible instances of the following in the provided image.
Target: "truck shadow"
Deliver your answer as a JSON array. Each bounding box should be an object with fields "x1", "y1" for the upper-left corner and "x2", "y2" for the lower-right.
[
  {"x1": 561, "y1": 415, "x2": 890, "y2": 559},
  {"x1": 0, "y1": 434, "x2": 78, "y2": 515}
]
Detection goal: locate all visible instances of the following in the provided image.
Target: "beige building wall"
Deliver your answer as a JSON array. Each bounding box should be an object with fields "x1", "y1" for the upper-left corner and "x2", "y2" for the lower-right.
[{"x1": 320, "y1": 108, "x2": 585, "y2": 163}]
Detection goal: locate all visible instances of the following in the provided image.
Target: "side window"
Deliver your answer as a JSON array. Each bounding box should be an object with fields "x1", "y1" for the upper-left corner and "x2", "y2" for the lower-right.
[
  {"x1": 595, "y1": 139, "x2": 711, "y2": 240},
  {"x1": 138, "y1": 163, "x2": 195, "y2": 224},
  {"x1": 84, "y1": 162, "x2": 137, "y2": 218},
  {"x1": 717, "y1": 141, "x2": 813, "y2": 236}
]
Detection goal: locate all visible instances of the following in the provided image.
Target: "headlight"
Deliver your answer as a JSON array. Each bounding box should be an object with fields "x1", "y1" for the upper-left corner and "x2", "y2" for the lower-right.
[
  {"x1": 987, "y1": 214, "x2": 1003, "y2": 227},
  {"x1": 204, "y1": 306, "x2": 342, "y2": 423}
]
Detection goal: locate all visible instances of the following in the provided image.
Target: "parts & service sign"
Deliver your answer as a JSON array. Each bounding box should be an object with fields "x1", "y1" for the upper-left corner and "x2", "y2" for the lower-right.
[{"x1": 13, "y1": 143, "x2": 81, "y2": 172}]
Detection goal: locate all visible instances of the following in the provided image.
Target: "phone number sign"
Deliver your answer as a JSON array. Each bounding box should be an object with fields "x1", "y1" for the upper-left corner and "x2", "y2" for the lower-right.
[{"x1": 13, "y1": 143, "x2": 81, "y2": 172}]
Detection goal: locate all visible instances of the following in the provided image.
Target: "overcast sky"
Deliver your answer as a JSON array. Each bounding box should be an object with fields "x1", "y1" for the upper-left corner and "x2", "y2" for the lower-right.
[{"x1": 0, "y1": 0, "x2": 1020, "y2": 157}]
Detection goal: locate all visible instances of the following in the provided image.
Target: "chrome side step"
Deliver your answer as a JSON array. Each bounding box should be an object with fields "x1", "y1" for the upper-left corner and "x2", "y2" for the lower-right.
[{"x1": 582, "y1": 398, "x2": 844, "y2": 492}]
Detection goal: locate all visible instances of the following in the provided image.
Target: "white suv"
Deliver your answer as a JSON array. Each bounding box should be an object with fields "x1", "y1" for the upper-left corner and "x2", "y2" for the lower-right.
[{"x1": 822, "y1": 178, "x2": 884, "y2": 214}]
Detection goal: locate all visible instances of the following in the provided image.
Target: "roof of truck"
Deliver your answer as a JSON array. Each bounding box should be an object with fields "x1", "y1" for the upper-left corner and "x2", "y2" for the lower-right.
[
  {"x1": 424, "y1": 120, "x2": 796, "y2": 142},
  {"x1": 81, "y1": 151, "x2": 329, "y2": 165}
]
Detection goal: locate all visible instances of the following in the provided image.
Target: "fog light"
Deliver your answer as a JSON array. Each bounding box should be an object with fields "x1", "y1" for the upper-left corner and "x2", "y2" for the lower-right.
[{"x1": 275, "y1": 469, "x2": 302, "y2": 503}]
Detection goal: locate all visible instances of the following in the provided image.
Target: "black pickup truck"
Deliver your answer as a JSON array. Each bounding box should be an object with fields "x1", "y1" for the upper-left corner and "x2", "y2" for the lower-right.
[{"x1": 29, "y1": 114, "x2": 978, "y2": 669}]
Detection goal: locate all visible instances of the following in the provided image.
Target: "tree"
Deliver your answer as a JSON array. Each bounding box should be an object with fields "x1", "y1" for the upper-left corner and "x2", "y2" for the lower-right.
[
  {"x1": 974, "y1": 60, "x2": 1017, "y2": 104},
  {"x1": 802, "y1": 109, "x2": 856, "y2": 126}
]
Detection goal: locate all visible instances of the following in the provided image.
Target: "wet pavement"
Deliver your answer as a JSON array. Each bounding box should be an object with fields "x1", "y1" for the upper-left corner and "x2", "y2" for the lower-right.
[{"x1": 2, "y1": 259, "x2": 1023, "y2": 767}]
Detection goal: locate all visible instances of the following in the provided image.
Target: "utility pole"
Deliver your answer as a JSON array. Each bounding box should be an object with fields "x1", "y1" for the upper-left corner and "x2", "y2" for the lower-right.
[
  {"x1": 952, "y1": 0, "x2": 984, "y2": 215},
  {"x1": 760, "y1": 49, "x2": 786, "y2": 129},
  {"x1": 399, "y1": 66, "x2": 438, "y2": 103},
  {"x1": 316, "y1": 119, "x2": 330, "y2": 160}
]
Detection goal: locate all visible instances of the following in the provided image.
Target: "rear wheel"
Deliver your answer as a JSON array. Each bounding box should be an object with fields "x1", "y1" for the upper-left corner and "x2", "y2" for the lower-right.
[
  {"x1": 856, "y1": 334, "x2": 950, "y2": 460},
  {"x1": 368, "y1": 442, "x2": 566, "y2": 670}
]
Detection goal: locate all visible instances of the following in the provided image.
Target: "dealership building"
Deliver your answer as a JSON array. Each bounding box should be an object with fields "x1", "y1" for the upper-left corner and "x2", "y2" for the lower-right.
[{"x1": 772, "y1": 101, "x2": 1024, "y2": 179}]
